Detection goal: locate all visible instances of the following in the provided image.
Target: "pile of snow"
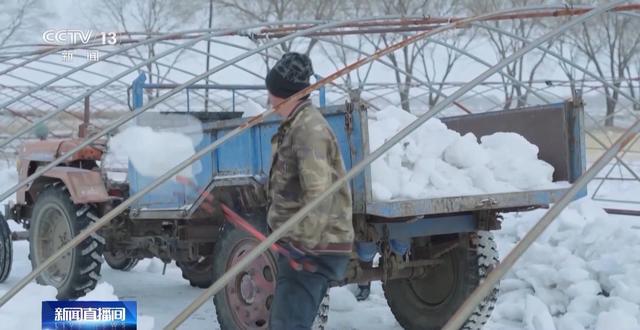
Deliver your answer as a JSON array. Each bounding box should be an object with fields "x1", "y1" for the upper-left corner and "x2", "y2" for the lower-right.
[
  {"x1": 487, "y1": 199, "x2": 640, "y2": 330},
  {"x1": 368, "y1": 106, "x2": 557, "y2": 200},
  {"x1": 241, "y1": 98, "x2": 267, "y2": 117},
  {"x1": 108, "y1": 125, "x2": 201, "y2": 179},
  {"x1": 0, "y1": 282, "x2": 154, "y2": 330}
]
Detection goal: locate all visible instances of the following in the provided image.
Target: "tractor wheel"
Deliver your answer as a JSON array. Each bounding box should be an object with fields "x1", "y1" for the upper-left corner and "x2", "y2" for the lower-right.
[
  {"x1": 0, "y1": 213, "x2": 12, "y2": 283},
  {"x1": 177, "y1": 256, "x2": 215, "y2": 288},
  {"x1": 211, "y1": 219, "x2": 329, "y2": 330},
  {"x1": 212, "y1": 224, "x2": 278, "y2": 329},
  {"x1": 383, "y1": 231, "x2": 499, "y2": 330},
  {"x1": 29, "y1": 186, "x2": 105, "y2": 300},
  {"x1": 104, "y1": 250, "x2": 139, "y2": 271}
]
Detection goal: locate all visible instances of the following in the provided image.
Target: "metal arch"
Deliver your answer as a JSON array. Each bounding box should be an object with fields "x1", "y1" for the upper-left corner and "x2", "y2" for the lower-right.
[
  {"x1": 468, "y1": 16, "x2": 640, "y2": 198},
  {"x1": 0, "y1": 34, "x2": 220, "y2": 147},
  {"x1": 0, "y1": 19, "x2": 331, "y2": 129},
  {"x1": 309, "y1": 33, "x2": 555, "y2": 111},
  {"x1": 1, "y1": 3, "x2": 636, "y2": 322},
  {"x1": 0, "y1": 6, "x2": 564, "y2": 309},
  {"x1": 313, "y1": 33, "x2": 554, "y2": 113},
  {"x1": 0, "y1": 16, "x2": 414, "y2": 308},
  {"x1": 0, "y1": 92, "x2": 78, "y2": 135},
  {"x1": 164, "y1": 4, "x2": 621, "y2": 327},
  {"x1": 2, "y1": 17, "x2": 424, "y2": 148},
  {"x1": 471, "y1": 20, "x2": 640, "y2": 120},
  {"x1": 160, "y1": 37, "x2": 387, "y2": 110},
  {"x1": 0, "y1": 16, "x2": 403, "y2": 197},
  {"x1": 0, "y1": 7, "x2": 614, "y2": 143},
  {"x1": 0, "y1": 64, "x2": 125, "y2": 113}
]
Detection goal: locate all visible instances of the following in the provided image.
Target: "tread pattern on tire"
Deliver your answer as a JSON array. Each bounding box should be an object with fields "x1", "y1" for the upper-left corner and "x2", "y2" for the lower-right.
[
  {"x1": 0, "y1": 214, "x2": 12, "y2": 283},
  {"x1": 462, "y1": 231, "x2": 500, "y2": 330},
  {"x1": 177, "y1": 257, "x2": 215, "y2": 288},
  {"x1": 382, "y1": 231, "x2": 500, "y2": 330},
  {"x1": 30, "y1": 185, "x2": 105, "y2": 299}
]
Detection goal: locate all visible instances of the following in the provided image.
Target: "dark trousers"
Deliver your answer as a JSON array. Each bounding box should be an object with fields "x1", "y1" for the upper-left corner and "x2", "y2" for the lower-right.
[{"x1": 269, "y1": 254, "x2": 350, "y2": 330}]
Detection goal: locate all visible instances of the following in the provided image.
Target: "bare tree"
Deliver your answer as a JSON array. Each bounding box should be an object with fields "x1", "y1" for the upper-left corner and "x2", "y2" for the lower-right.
[
  {"x1": 0, "y1": 0, "x2": 47, "y2": 46},
  {"x1": 317, "y1": 0, "x2": 377, "y2": 103},
  {"x1": 573, "y1": 12, "x2": 640, "y2": 126},
  {"x1": 552, "y1": 27, "x2": 592, "y2": 103},
  {"x1": 87, "y1": 0, "x2": 206, "y2": 91},
  {"x1": 366, "y1": 0, "x2": 466, "y2": 112},
  {"x1": 469, "y1": 0, "x2": 551, "y2": 110},
  {"x1": 214, "y1": 0, "x2": 346, "y2": 54}
]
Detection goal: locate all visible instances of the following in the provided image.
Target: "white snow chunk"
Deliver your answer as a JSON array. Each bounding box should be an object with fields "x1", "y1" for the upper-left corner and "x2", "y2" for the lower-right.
[
  {"x1": 328, "y1": 286, "x2": 357, "y2": 312},
  {"x1": 367, "y1": 106, "x2": 559, "y2": 201},
  {"x1": 242, "y1": 98, "x2": 267, "y2": 117},
  {"x1": 108, "y1": 125, "x2": 201, "y2": 179},
  {"x1": 524, "y1": 294, "x2": 557, "y2": 330},
  {"x1": 444, "y1": 132, "x2": 489, "y2": 169},
  {"x1": 595, "y1": 310, "x2": 639, "y2": 330}
]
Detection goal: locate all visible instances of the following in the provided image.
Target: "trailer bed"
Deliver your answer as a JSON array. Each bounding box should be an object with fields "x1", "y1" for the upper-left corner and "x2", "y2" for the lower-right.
[{"x1": 129, "y1": 101, "x2": 585, "y2": 219}]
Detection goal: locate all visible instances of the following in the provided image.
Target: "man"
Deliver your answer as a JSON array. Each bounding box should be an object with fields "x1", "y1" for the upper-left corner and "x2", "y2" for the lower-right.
[{"x1": 265, "y1": 52, "x2": 354, "y2": 329}]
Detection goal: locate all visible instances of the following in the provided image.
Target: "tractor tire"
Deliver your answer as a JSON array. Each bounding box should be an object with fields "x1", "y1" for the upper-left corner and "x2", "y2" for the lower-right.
[
  {"x1": 177, "y1": 256, "x2": 215, "y2": 288},
  {"x1": 383, "y1": 231, "x2": 499, "y2": 330},
  {"x1": 0, "y1": 213, "x2": 12, "y2": 283},
  {"x1": 29, "y1": 186, "x2": 105, "y2": 300},
  {"x1": 104, "y1": 251, "x2": 139, "y2": 271},
  {"x1": 211, "y1": 218, "x2": 329, "y2": 330}
]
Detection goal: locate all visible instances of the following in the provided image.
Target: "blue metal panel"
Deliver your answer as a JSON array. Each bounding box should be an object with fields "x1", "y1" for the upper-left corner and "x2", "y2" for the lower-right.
[
  {"x1": 129, "y1": 72, "x2": 186, "y2": 209},
  {"x1": 215, "y1": 128, "x2": 256, "y2": 176},
  {"x1": 366, "y1": 188, "x2": 568, "y2": 218},
  {"x1": 373, "y1": 214, "x2": 477, "y2": 239},
  {"x1": 348, "y1": 109, "x2": 368, "y2": 213},
  {"x1": 186, "y1": 132, "x2": 213, "y2": 205},
  {"x1": 259, "y1": 121, "x2": 279, "y2": 175},
  {"x1": 567, "y1": 101, "x2": 588, "y2": 198}
]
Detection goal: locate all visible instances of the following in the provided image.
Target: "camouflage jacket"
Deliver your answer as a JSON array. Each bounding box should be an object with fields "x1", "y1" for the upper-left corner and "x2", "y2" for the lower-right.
[{"x1": 267, "y1": 100, "x2": 354, "y2": 254}]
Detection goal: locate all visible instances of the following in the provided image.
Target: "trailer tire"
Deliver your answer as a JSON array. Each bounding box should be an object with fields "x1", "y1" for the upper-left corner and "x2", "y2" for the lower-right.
[
  {"x1": 383, "y1": 231, "x2": 499, "y2": 330},
  {"x1": 104, "y1": 251, "x2": 139, "y2": 271},
  {"x1": 177, "y1": 256, "x2": 215, "y2": 288},
  {"x1": 212, "y1": 222, "x2": 277, "y2": 330},
  {"x1": 29, "y1": 186, "x2": 105, "y2": 300},
  {"x1": 0, "y1": 213, "x2": 12, "y2": 283}
]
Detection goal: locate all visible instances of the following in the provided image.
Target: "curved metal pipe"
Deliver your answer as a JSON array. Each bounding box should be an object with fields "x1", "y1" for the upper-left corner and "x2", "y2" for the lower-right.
[
  {"x1": 0, "y1": 20, "x2": 331, "y2": 142},
  {"x1": 164, "y1": 4, "x2": 617, "y2": 327},
  {"x1": 0, "y1": 16, "x2": 405, "y2": 308}
]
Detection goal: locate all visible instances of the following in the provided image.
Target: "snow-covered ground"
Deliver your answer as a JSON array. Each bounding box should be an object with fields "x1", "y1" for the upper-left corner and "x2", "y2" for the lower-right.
[{"x1": 1, "y1": 196, "x2": 638, "y2": 329}]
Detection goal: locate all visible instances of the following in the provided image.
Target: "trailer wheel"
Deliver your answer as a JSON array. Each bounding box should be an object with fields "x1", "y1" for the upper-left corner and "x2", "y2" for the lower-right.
[
  {"x1": 383, "y1": 231, "x2": 499, "y2": 330},
  {"x1": 104, "y1": 251, "x2": 139, "y2": 271},
  {"x1": 212, "y1": 223, "x2": 277, "y2": 330},
  {"x1": 0, "y1": 213, "x2": 12, "y2": 283},
  {"x1": 29, "y1": 186, "x2": 105, "y2": 299},
  {"x1": 212, "y1": 219, "x2": 329, "y2": 330},
  {"x1": 177, "y1": 256, "x2": 215, "y2": 288}
]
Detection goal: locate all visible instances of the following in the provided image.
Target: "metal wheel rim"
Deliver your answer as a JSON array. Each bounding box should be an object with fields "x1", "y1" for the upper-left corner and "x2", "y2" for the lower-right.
[
  {"x1": 410, "y1": 252, "x2": 457, "y2": 306},
  {"x1": 35, "y1": 203, "x2": 74, "y2": 287},
  {"x1": 224, "y1": 237, "x2": 277, "y2": 329}
]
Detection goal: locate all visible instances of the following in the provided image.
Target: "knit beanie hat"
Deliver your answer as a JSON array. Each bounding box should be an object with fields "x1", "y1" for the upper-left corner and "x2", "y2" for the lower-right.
[{"x1": 265, "y1": 52, "x2": 314, "y2": 98}]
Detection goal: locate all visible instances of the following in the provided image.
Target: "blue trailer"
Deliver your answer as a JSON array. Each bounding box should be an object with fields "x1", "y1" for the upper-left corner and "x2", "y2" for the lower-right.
[
  {"x1": 5, "y1": 75, "x2": 585, "y2": 329},
  {"x1": 124, "y1": 85, "x2": 584, "y2": 329}
]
